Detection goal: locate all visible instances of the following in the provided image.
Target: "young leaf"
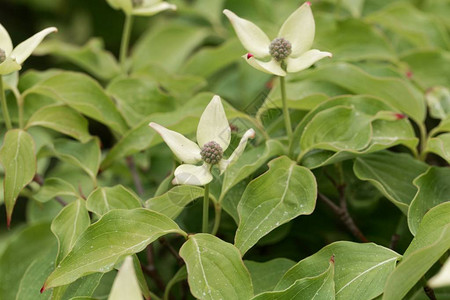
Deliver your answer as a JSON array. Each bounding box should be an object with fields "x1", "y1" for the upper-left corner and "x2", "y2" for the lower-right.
[
  {"x1": 425, "y1": 133, "x2": 450, "y2": 164},
  {"x1": 51, "y1": 199, "x2": 90, "y2": 264},
  {"x1": 252, "y1": 258, "x2": 335, "y2": 300},
  {"x1": 145, "y1": 185, "x2": 204, "y2": 219},
  {"x1": 179, "y1": 233, "x2": 254, "y2": 300},
  {"x1": 26, "y1": 105, "x2": 91, "y2": 143},
  {"x1": 235, "y1": 156, "x2": 317, "y2": 255},
  {"x1": 24, "y1": 72, "x2": 128, "y2": 134},
  {"x1": 276, "y1": 242, "x2": 400, "y2": 300},
  {"x1": 86, "y1": 185, "x2": 142, "y2": 216},
  {"x1": 354, "y1": 151, "x2": 428, "y2": 214},
  {"x1": 108, "y1": 256, "x2": 142, "y2": 300},
  {"x1": 0, "y1": 129, "x2": 36, "y2": 226},
  {"x1": 408, "y1": 166, "x2": 450, "y2": 235},
  {"x1": 44, "y1": 208, "x2": 186, "y2": 290},
  {"x1": 33, "y1": 177, "x2": 79, "y2": 203},
  {"x1": 383, "y1": 203, "x2": 450, "y2": 300}
]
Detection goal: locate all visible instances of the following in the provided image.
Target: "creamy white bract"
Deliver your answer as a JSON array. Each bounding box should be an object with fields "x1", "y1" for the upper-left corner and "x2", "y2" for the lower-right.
[{"x1": 106, "y1": 0, "x2": 176, "y2": 16}]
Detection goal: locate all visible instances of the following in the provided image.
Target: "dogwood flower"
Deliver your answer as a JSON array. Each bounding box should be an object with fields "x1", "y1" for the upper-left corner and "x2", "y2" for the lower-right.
[
  {"x1": 106, "y1": 0, "x2": 176, "y2": 16},
  {"x1": 149, "y1": 96, "x2": 255, "y2": 186},
  {"x1": 223, "y1": 2, "x2": 332, "y2": 76},
  {"x1": 0, "y1": 24, "x2": 57, "y2": 75}
]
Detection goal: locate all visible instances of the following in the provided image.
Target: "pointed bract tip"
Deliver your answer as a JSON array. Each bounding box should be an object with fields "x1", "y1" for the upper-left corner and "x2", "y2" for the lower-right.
[
  {"x1": 406, "y1": 70, "x2": 413, "y2": 78},
  {"x1": 330, "y1": 255, "x2": 335, "y2": 263},
  {"x1": 246, "y1": 53, "x2": 254, "y2": 59},
  {"x1": 306, "y1": 1, "x2": 312, "y2": 6},
  {"x1": 395, "y1": 113, "x2": 407, "y2": 120},
  {"x1": 40, "y1": 285, "x2": 46, "y2": 294},
  {"x1": 6, "y1": 216, "x2": 11, "y2": 229}
]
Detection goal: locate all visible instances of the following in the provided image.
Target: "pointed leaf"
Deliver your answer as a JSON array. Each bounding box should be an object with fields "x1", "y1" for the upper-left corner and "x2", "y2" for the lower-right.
[
  {"x1": 179, "y1": 233, "x2": 253, "y2": 300},
  {"x1": 51, "y1": 199, "x2": 90, "y2": 264},
  {"x1": 86, "y1": 185, "x2": 142, "y2": 216},
  {"x1": 33, "y1": 177, "x2": 79, "y2": 203},
  {"x1": 44, "y1": 208, "x2": 186, "y2": 289},
  {"x1": 0, "y1": 129, "x2": 36, "y2": 225},
  {"x1": 235, "y1": 156, "x2": 317, "y2": 255}
]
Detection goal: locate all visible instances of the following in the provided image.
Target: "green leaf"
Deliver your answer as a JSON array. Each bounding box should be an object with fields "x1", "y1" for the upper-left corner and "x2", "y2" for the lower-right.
[
  {"x1": 50, "y1": 139, "x2": 101, "y2": 184},
  {"x1": 276, "y1": 241, "x2": 400, "y2": 300},
  {"x1": 425, "y1": 86, "x2": 450, "y2": 120},
  {"x1": 293, "y1": 63, "x2": 425, "y2": 124},
  {"x1": 26, "y1": 105, "x2": 91, "y2": 143},
  {"x1": 244, "y1": 258, "x2": 296, "y2": 295},
  {"x1": 145, "y1": 185, "x2": 203, "y2": 219},
  {"x1": 106, "y1": 76, "x2": 175, "y2": 127},
  {"x1": 179, "y1": 233, "x2": 254, "y2": 300},
  {"x1": 353, "y1": 151, "x2": 428, "y2": 214},
  {"x1": 0, "y1": 223, "x2": 56, "y2": 300},
  {"x1": 235, "y1": 156, "x2": 317, "y2": 255},
  {"x1": 408, "y1": 166, "x2": 450, "y2": 235},
  {"x1": 33, "y1": 177, "x2": 80, "y2": 203},
  {"x1": 131, "y1": 255, "x2": 151, "y2": 300},
  {"x1": 425, "y1": 133, "x2": 450, "y2": 164},
  {"x1": 86, "y1": 185, "x2": 142, "y2": 216},
  {"x1": 108, "y1": 256, "x2": 142, "y2": 300},
  {"x1": 132, "y1": 23, "x2": 208, "y2": 72},
  {"x1": 51, "y1": 199, "x2": 90, "y2": 264},
  {"x1": 220, "y1": 140, "x2": 284, "y2": 202},
  {"x1": 16, "y1": 249, "x2": 56, "y2": 300},
  {"x1": 0, "y1": 129, "x2": 36, "y2": 225},
  {"x1": 52, "y1": 273, "x2": 104, "y2": 300},
  {"x1": 252, "y1": 259, "x2": 335, "y2": 300},
  {"x1": 24, "y1": 72, "x2": 128, "y2": 134},
  {"x1": 383, "y1": 203, "x2": 450, "y2": 300},
  {"x1": 164, "y1": 266, "x2": 187, "y2": 300},
  {"x1": 34, "y1": 38, "x2": 121, "y2": 80},
  {"x1": 44, "y1": 208, "x2": 186, "y2": 289}
]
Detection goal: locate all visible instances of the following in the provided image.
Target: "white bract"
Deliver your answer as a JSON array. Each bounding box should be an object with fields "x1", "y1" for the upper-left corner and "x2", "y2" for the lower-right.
[
  {"x1": 428, "y1": 257, "x2": 450, "y2": 288},
  {"x1": 223, "y1": 2, "x2": 332, "y2": 76},
  {"x1": 0, "y1": 24, "x2": 57, "y2": 75},
  {"x1": 149, "y1": 95, "x2": 255, "y2": 186},
  {"x1": 106, "y1": 0, "x2": 176, "y2": 16}
]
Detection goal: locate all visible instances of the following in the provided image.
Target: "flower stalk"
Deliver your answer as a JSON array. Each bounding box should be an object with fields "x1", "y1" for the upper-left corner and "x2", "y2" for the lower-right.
[
  {"x1": 0, "y1": 76, "x2": 12, "y2": 130},
  {"x1": 279, "y1": 76, "x2": 292, "y2": 140},
  {"x1": 202, "y1": 183, "x2": 210, "y2": 233},
  {"x1": 120, "y1": 14, "x2": 134, "y2": 72}
]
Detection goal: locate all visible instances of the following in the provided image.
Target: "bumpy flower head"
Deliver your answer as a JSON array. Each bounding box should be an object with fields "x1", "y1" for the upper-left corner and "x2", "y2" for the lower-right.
[
  {"x1": 269, "y1": 38, "x2": 292, "y2": 62},
  {"x1": 149, "y1": 95, "x2": 256, "y2": 186}
]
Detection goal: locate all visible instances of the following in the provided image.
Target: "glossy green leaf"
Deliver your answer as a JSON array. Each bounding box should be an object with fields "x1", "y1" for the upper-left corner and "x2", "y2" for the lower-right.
[
  {"x1": 245, "y1": 258, "x2": 296, "y2": 295},
  {"x1": 34, "y1": 38, "x2": 121, "y2": 80},
  {"x1": 108, "y1": 256, "x2": 142, "y2": 300},
  {"x1": 179, "y1": 233, "x2": 253, "y2": 300},
  {"x1": 235, "y1": 156, "x2": 317, "y2": 255},
  {"x1": 0, "y1": 129, "x2": 36, "y2": 225},
  {"x1": 384, "y1": 203, "x2": 450, "y2": 300},
  {"x1": 425, "y1": 133, "x2": 450, "y2": 164},
  {"x1": 293, "y1": 63, "x2": 425, "y2": 124},
  {"x1": 44, "y1": 208, "x2": 186, "y2": 289},
  {"x1": 24, "y1": 72, "x2": 128, "y2": 134},
  {"x1": 106, "y1": 76, "x2": 175, "y2": 127},
  {"x1": 276, "y1": 242, "x2": 400, "y2": 300},
  {"x1": 132, "y1": 23, "x2": 208, "y2": 72},
  {"x1": 252, "y1": 259, "x2": 335, "y2": 300},
  {"x1": 86, "y1": 185, "x2": 142, "y2": 216},
  {"x1": 51, "y1": 139, "x2": 101, "y2": 184},
  {"x1": 33, "y1": 177, "x2": 79, "y2": 203},
  {"x1": 26, "y1": 105, "x2": 91, "y2": 143},
  {"x1": 52, "y1": 273, "x2": 104, "y2": 300},
  {"x1": 145, "y1": 185, "x2": 203, "y2": 219},
  {"x1": 51, "y1": 199, "x2": 90, "y2": 264},
  {"x1": 408, "y1": 166, "x2": 450, "y2": 235},
  {"x1": 220, "y1": 140, "x2": 284, "y2": 202},
  {"x1": 354, "y1": 151, "x2": 428, "y2": 213},
  {"x1": 0, "y1": 223, "x2": 55, "y2": 300}
]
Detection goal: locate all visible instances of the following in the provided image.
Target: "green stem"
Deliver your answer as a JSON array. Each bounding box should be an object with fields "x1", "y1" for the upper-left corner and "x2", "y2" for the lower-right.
[
  {"x1": 418, "y1": 123, "x2": 427, "y2": 161},
  {"x1": 211, "y1": 203, "x2": 222, "y2": 235},
  {"x1": 202, "y1": 184, "x2": 210, "y2": 233},
  {"x1": 279, "y1": 76, "x2": 292, "y2": 140},
  {"x1": 119, "y1": 14, "x2": 134, "y2": 72},
  {"x1": 0, "y1": 76, "x2": 12, "y2": 130},
  {"x1": 11, "y1": 88, "x2": 23, "y2": 128}
]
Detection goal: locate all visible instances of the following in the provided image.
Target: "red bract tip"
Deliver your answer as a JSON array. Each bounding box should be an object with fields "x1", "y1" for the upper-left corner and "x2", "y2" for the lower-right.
[
  {"x1": 306, "y1": 1, "x2": 311, "y2": 6},
  {"x1": 330, "y1": 255, "x2": 335, "y2": 263},
  {"x1": 395, "y1": 113, "x2": 406, "y2": 120},
  {"x1": 40, "y1": 285, "x2": 46, "y2": 294},
  {"x1": 406, "y1": 70, "x2": 413, "y2": 78},
  {"x1": 6, "y1": 217, "x2": 11, "y2": 230},
  {"x1": 246, "y1": 53, "x2": 254, "y2": 59},
  {"x1": 265, "y1": 79, "x2": 274, "y2": 89}
]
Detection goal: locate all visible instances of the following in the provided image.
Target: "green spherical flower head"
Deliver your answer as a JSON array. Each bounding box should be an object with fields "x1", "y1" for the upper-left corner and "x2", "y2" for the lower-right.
[
  {"x1": 0, "y1": 48, "x2": 5, "y2": 63},
  {"x1": 269, "y1": 38, "x2": 292, "y2": 62},
  {"x1": 132, "y1": 0, "x2": 144, "y2": 7},
  {"x1": 200, "y1": 141, "x2": 223, "y2": 165}
]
